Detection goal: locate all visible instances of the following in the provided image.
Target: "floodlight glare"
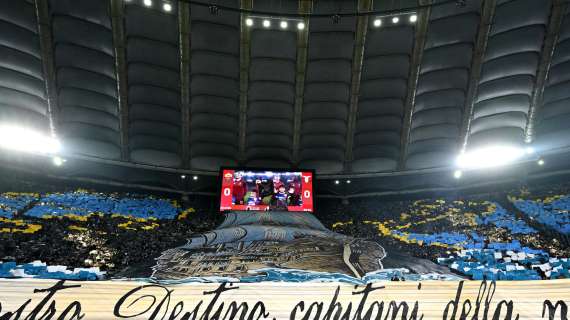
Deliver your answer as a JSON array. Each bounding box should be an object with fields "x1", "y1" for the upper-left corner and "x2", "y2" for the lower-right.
[
  {"x1": 453, "y1": 170, "x2": 462, "y2": 179},
  {"x1": 409, "y1": 14, "x2": 417, "y2": 22},
  {"x1": 456, "y1": 145, "x2": 525, "y2": 169},
  {"x1": 346, "y1": 180, "x2": 351, "y2": 184},
  {"x1": 143, "y1": 0, "x2": 152, "y2": 7},
  {"x1": 163, "y1": 2, "x2": 172, "y2": 12},
  {"x1": 262, "y1": 19, "x2": 271, "y2": 28},
  {"x1": 334, "y1": 180, "x2": 340, "y2": 185},
  {"x1": 297, "y1": 22, "x2": 305, "y2": 30},
  {"x1": 538, "y1": 159, "x2": 545, "y2": 166},
  {"x1": 525, "y1": 146, "x2": 535, "y2": 155},
  {"x1": 373, "y1": 19, "x2": 382, "y2": 27},
  {"x1": 392, "y1": 16, "x2": 399, "y2": 24},
  {"x1": 0, "y1": 125, "x2": 61, "y2": 155},
  {"x1": 193, "y1": 175, "x2": 199, "y2": 180},
  {"x1": 52, "y1": 156, "x2": 64, "y2": 167},
  {"x1": 245, "y1": 18, "x2": 253, "y2": 26},
  {"x1": 280, "y1": 20, "x2": 288, "y2": 29}
]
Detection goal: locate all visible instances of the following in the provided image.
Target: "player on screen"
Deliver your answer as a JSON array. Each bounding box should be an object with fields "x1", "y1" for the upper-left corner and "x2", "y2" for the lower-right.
[
  {"x1": 287, "y1": 186, "x2": 301, "y2": 206},
  {"x1": 272, "y1": 175, "x2": 284, "y2": 193},
  {"x1": 271, "y1": 185, "x2": 289, "y2": 210},
  {"x1": 232, "y1": 171, "x2": 247, "y2": 205}
]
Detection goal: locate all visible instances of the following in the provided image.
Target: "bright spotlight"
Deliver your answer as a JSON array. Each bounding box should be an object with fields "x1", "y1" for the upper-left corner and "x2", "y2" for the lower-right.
[
  {"x1": 456, "y1": 146, "x2": 525, "y2": 169},
  {"x1": 280, "y1": 20, "x2": 288, "y2": 29},
  {"x1": 52, "y1": 156, "x2": 64, "y2": 167},
  {"x1": 181, "y1": 175, "x2": 186, "y2": 179},
  {"x1": 0, "y1": 125, "x2": 61, "y2": 154},
  {"x1": 409, "y1": 14, "x2": 417, "y2": 23},
  {"x1": 193, "y1": 175, "x2": 199, "y2": 180},
  {"x1": 392, "y1": 16, "x2": 399, "y2": 24},
  {"x1": 538, "y1": 159, "x2": 545, "y2": 166},
  {"x1": 143, "y1": 0, "x2": 152, "y2": 7},
  {"x1": 334, "y1": 180, "x2": 340, "y2": 185},
  {"x1": 346, "y1": 180, "x2": 351, "y2": 184},
  {"x1": 453, "y1": 170, "x2": 462, "y2": 179},
  {"x1": 297, "y1": 21, "x2": 305, "y2": 30},
  {"x1": 262, "y1": 19, "x2": 271, "y2": 28},
  {"x1": 245, "y1": 18, "x2": 253, "y2": 26},
  {"x1": 373, "y1": 19, "x2": 382, "y2": 27},
  {"x1": 162, "y1": 2, "x2": 172, "y2": 12},
  {"x1": 525, "y1": 146, "x2": 535, "y2": 155}
]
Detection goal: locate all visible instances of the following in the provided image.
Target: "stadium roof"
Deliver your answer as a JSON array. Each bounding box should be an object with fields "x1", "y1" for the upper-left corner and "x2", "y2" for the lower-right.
[{"x1": 1, "y1": 0, "x2": 570, "y2": 192}]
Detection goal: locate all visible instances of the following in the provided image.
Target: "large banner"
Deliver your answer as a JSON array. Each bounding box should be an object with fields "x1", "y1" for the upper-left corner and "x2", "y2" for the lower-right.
[{"x1": 0, "y1": 279, "x2": 569, "y2": 320}]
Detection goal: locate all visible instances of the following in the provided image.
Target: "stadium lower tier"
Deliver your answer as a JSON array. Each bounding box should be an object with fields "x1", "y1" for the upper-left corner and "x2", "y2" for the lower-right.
[{"x1": 0, "y1": 187, "x2": 569, "y2": 281}]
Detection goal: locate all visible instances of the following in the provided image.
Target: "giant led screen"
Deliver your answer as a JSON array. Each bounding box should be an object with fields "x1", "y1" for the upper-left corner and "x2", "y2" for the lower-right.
[{"x1": 219, "y1": 168, "x2": 314, "y2": 212}]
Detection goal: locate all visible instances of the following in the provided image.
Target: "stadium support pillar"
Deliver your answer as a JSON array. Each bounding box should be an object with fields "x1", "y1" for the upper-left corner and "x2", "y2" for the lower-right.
[
  {"x1": 110, "y1": 0, "x2": 130, "y2": 161},
  {"x1": 524, "y1": 0, "x2": 566, "y2": 143},
  {"x1": 344, "y1": 0, "x2": 373, "y2": 172},
  {"x1": 398, "y1": 0, "x2": 430, "y2": 171},
  {"x1": 459, "y1": 0, "x2": 497, "y2": 151},
  {"x1": 179, "y1": 2, "x2": 191, "y2": 168},
  {"x1": 238, "y1": 0, "x2": 253, "y2": 165},
  {"x1": 292, "y1": 0, "x2": 312, "y2": 165},
  {"x1": 34, "y1": 0, "x2": 58, "y2": 137}
]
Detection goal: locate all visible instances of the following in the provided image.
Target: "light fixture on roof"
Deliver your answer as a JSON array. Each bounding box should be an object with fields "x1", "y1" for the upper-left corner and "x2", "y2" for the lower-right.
[
  {"x1": 409, "y1": 14, "x2": 417, "y2": 23},
  {"x1": 245, "y1": 17, "x2": 254, "y2": 26},
  {"x1": 346, "y1": 180, "x2": 351, "y2": 184},
  {"x1": 453, "y1": 170, "x2": 462, "y2": 179},
  {"x1": 334, "y1": 180, "x2": 340, "y2": 185},
  {"x1": 143, "y1": 0, "x2": 152, "y2": 7},
  {"x1": 193, "y1": 175, "x2": 199, "y2": 180},
  {"x1": 538, "y1": 158, "x2": 545, "y2": 166},
  {"x1": 392, "y1": 16, "x2": 399, "y2": 24},
  {"x1": 162, "y1": 2, "x2": 172, "y2": 12},
  {"x1": 262, "y1": 19, "x2": 271, "y2": 28},
  {"x1": 52, "y1": 156, "x2": 65, "y2": 167},
  {"x1": 280, "y1": 20, "x2": 288, "y2": 29},
  {"x1": 373, "y1": 19, "x2": 382, "y2": 27},
  {"x1": 181, "y1": 174, "x2": 186, "y2": 179},
  {"x1": 297, "y1": 21, "x2": 305, "y2": 30},
  {"x1": 456, "y1": 145, "x2": 526, "y2": 169}
]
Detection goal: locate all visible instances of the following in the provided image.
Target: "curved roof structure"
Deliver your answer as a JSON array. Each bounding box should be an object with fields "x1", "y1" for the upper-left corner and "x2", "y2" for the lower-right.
[{"x1": 1, "y1": 0, "x2": 570, "y2": 188}]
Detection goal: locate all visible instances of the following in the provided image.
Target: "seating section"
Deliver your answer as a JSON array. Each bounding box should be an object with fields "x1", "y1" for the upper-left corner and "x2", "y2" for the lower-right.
[
  {"x1": 0, "y1": 192, "x2": 38, "y2": 218},
  {"x1": 125, "y1": 4, "x2": 181, "y2": 167},
  {"x1": 189, "y1": 0, "x2": 240, "y2": 170},
  {"x1": 513, "y1": 195, "x2": 570, "y2": 234},
  {"x1": 49, "y1": 0, "x2": 121, "y2": 159},
  {"x1": 468, "y1": 0, "x2": 550, "y2": 150},
  {"x1": 0, "y1": 0, "x2": 50, "y2": 133},
  {"x1": 25, "y1": 190, "x2": 179, "y2": 219},
  {"x1": 406, "y1": 1, "x2": 481, "y2": 169},
  {"x1": 352, "y1": 14, "x2": 414, "y2": 173},
  {"x1": 535, "y1": 5, "x2": 570, "y2": 150},
  {"x1": 299, "y1": 0, "x2": 356, "y2": 173}
]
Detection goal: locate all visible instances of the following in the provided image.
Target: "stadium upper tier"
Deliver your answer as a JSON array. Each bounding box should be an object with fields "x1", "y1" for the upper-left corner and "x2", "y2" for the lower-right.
[{"x1": 1, "y1": 0, "x2": 570, "y2": 180}]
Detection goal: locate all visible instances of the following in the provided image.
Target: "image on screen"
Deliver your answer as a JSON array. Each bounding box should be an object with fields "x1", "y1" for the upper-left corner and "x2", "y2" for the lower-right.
[{"x1": 219, "y1": 169, "x2": 314, "y2": 212}]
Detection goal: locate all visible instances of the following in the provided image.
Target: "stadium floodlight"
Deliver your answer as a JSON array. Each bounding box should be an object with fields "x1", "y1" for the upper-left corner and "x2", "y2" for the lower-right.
[
  {"x1": 392, "y1": 16, "x2": 399, "y2": 24},
  {"x1": 280, "y1": 21, "x2": 288, "y2": 29},
  {"x1": 456, "y1": 145, "x2": 525, "y2": 169},
  {"x1": 334, "y1": 180, "x2": 340, "y2": 185},
  {"x1": 162, "y1": 2, "x2": 172, "y2": 12},
  {"x1": 193, "y1": 175, "x2": 199, "y2": 180},
  {"x1": 262, "y1": 19, "x2": 271, "y2": 28},
  {"x1": 346, "y1": 180, "x2": 351, "y2": 184},
  {"x1": 297, "y1": 21, "x2": 305, "y2": 30},
  {"x1": 143, "y1": 0, "x2": 152, "y2": 7},
  {"x1": 453, "y1": 170, "x2": 462, "y2": 179},
  {"x1": 525, "y1": 146, "x2": 535, "y2": 155},
  {"x1": 52, "y1": 156, "x2": 65, "y2": 167},
  {"x1": 409, "y1": 14, "x2": 417, "y2": 23},
  {"x1": 373, "y1": 19, "x2": 382, "y2": 27},
  {"x1": 538, "y1": 159, "x2": 545, "y2": 166},
  {"x1": 246, "y1": 18, "x2": 254, "y2": 26},
  {"x1": 0, "y1": 125, "x2": 61, "y2": 155},
  {"x1": 181, "y1": 174, "x2": 186, "y2": 179}
]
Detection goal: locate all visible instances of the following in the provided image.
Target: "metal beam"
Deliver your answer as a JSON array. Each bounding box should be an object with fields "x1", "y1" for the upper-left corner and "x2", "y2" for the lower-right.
[
  {"x1": 525, "y1": 0, "x2": 566, "y2": 143},
  {"x1": 34, "y1": 0, "x2": 58, "y2": 136},
  {"x1": 179, "y1": 2, "x2": 191, "y2": 167},
  {"x1": 344, "y1": 0, "x2": 373, "y2": 172},
  {"x1": 292, "y1": 0, "x2": 312, "y2": 165},
  {"x1": 459, "y1": 0, "x2": 497, "y2": 151},
  {"x1": 398, "y1": 0, "x2": 431, "y2": 170},
  {"x1": 238, "y1": 0, "x2": 253, "y2": 164},
  {"x1": 110, "y1": 0, "x2": 130, "y2": 160}
]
